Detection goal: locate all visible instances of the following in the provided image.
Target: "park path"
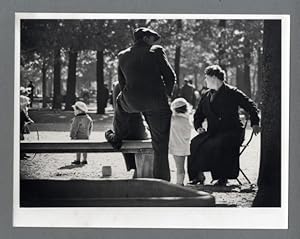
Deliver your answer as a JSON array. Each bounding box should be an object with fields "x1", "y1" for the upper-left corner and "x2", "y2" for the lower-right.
[{"x1": 20, "y1": 108, "x2": 261, "y2": 207}]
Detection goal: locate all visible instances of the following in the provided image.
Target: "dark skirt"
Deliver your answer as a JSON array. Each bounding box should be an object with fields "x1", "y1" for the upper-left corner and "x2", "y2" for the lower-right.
[{"x1": 187, "y1": 129, "x2": 242, "y2": 180}]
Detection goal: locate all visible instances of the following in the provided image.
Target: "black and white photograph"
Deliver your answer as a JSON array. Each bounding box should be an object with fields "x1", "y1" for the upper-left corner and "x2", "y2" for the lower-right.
[{"x1": 14, "y1": 13, "x2": 289, "y2": 228}]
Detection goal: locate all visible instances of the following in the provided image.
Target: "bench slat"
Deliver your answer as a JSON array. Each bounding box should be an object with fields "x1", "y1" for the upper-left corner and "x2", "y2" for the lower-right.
[{"x1": 20, "y1": 140, "x2": 153, "y2": 154}]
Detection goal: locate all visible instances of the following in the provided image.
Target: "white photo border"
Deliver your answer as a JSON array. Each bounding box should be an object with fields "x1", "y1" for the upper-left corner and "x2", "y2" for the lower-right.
[{"x1": 13, "y1": 13, "x2": 290, "y2": 229}]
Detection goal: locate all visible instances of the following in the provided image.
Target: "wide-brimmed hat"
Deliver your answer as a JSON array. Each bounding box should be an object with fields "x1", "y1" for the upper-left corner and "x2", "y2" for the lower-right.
[
  {"x1": 72, "y1": 101, "x2": 88, "y2": 113},
  {"x1": 171, "y1": 97, "x2": 188, "y2": 110},
  {"x1": 133, "y1": 27, "x2": 161, "y2": 41}
]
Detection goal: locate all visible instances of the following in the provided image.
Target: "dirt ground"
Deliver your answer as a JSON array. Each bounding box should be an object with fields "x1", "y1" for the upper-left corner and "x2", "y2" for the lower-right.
[{"x1": 20, "y1": 107, "x2": 261, "y2": 207}]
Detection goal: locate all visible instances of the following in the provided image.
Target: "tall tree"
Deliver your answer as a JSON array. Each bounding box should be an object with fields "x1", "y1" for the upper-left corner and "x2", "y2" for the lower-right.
[
  {"x1": 241, "y1": 37, "x2": 252, "y2": 97},
  {"x1": 40, "y1": 56, "x2": 48, "y2": 107},
  {"x1": 252, "y1": 20, "x2": 281, "y2": 207},
  {"x1": 65, "y1": 49, "x2": 78, "y2": 110},
  {"x1": 21, "y1": 20, "x2": 66, "y2": 109},
  {"x1": 52, "y1": 47, "x2": 62, "y2": 109},
  {"x1": 217, "y1": 20, "x2": 228, "y2": 70},
  {"x1": 96, "y1": 50, "x2": 105, "y2": 114},
  {"x1": 255, "y1": 46, "x2": 263, "y2": 104},
  {"x1": 174, "y1": 20, "x2": 182, "y2": 86},
  {"x1": 229, "y1": 20, "x2": 263, "y2": 96}
]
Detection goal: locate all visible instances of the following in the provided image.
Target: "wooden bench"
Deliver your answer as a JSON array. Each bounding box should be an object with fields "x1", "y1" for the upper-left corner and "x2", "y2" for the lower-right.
[{"x1": 20, "y1": 140, "x2": 154, "y2": 178}]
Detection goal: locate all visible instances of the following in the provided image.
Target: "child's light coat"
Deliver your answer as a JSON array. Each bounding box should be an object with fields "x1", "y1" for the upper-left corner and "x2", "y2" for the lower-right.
[{"x1": 169, "y1": 111, "x2": 192, "y2": 156}]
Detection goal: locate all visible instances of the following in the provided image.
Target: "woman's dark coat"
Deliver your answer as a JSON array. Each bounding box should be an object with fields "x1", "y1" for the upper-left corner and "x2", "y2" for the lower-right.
[{"x1": 188, "y1": 83, "x2": 260, "y2": 180}]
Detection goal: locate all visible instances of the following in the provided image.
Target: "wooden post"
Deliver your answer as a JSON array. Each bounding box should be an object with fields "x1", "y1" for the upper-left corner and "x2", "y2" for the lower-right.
[{"x1": 135, "y1": 153, "x2": 154, "y2": 178}]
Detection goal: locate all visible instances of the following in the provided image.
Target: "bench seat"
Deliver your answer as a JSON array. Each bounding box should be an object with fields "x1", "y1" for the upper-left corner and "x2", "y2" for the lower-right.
[
  {"x1": 20, "y1": 140, "x2": 153, "y2": 154},
  {"x1": 20, "y1": 140, "x2": 154, "y2": 178}
]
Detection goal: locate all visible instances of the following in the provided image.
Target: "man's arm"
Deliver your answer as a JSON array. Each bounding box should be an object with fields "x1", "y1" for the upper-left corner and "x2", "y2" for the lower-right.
[
  {"x1": 117, "y1": 52, "x2": 126, "y2": 91},
  {"x1": 155, "y1": 46, "x2": 176, "y2": 97}
]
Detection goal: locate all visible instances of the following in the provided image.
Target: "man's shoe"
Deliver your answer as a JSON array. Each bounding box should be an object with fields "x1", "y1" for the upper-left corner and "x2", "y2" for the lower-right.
[
  {"x1": 71, "y1": 160, "x2": 81, "y2": 165},
  {"x1": 188, "y1": 178, "x2": 205, "y2": 185},
  {"x1": 214, "y1": 178, "x2": 228, "y2": 186},
  {"x1": 81, "y1": 160, "x2": 88, "y2": 165},
  {"x1": 105, "y1": 129, "x2": 122, "y2": 150},
  {"x1": 188, "y1": 173, "x2": 206, "y2": 185}
]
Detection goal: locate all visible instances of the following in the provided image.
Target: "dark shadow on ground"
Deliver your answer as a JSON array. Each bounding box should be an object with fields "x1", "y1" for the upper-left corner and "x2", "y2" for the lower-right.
[
  {"x1": 186, "y1": 184, "x2": 257, "y2": 193},
  {"x1": 58, "y1": 164, "x2": 85, "y2": 170}
]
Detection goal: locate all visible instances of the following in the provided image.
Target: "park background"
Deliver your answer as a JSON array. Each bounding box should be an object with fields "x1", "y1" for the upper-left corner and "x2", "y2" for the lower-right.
[
  {"x1": 21, "y1": 18, "x2": 264, "y2": 113},
  {"x1": 19, "y1": 17, "x2": 268, "y2": 208}
]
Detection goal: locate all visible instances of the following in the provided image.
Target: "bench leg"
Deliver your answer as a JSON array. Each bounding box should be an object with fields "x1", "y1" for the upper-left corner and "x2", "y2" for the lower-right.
[{"x1": 135, "y1": 153, "x2": 154, "y2": 178}]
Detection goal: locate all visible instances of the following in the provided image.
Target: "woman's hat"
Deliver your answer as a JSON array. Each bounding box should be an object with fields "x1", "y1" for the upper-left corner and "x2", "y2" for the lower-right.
[
  {"x1": 171, "y1": 97, "x2": 188, "y2": 110},
  {"x1": 72, "y1": 101, "x2": 88, "y2": 113}
]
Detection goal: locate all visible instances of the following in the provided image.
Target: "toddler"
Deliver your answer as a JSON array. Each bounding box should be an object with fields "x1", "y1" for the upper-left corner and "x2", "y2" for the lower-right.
[
  {"x1": 20, "y1": 95, "x2": 34, "y2": 160},
  {"x1": 70, "y1": 101, "x2": 93, "y2": 165},
  {"x1": 169, "y1": 98, "x2": 192, "y2": 185}
]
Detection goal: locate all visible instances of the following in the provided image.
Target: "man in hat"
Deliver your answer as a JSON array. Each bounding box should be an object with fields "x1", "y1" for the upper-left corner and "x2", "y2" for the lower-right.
[{"x1": 105, "y1": 27, "x2": 176, "y2": 181}]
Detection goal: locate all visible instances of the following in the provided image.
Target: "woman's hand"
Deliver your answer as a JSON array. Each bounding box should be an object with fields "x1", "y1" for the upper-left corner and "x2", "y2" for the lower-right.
[
  {"x1": 197, "y1": 127, "x2": 206, "y2": 134},
  {"x1": 252, "y1": 125, "x2": 261, "y2": 135}
]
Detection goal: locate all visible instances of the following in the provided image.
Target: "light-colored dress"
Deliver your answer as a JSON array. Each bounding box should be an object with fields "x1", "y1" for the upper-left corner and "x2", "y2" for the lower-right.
[{"x1": 169, "y1": 112, "x2": 192, "y2": 156}]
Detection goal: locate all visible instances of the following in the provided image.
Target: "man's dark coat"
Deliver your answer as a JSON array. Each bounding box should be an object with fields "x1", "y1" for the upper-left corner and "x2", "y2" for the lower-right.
[
  {"x1": 188, "y1": 83, "x2": 260, "y2": 180},
  {"x1": 117, "y1": 41, "x2": 176, "y2": 113}
]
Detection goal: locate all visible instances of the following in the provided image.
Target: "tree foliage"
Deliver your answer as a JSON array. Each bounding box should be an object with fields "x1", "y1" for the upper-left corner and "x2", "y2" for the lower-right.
[{"x1": 20, "y1": 19, "x2": 264, "y2": 110}]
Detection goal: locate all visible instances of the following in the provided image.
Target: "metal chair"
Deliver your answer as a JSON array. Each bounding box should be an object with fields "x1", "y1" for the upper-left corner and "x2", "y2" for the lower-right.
[{"x1": 236, "y1": 114, "x2": 255, "y2": 186}]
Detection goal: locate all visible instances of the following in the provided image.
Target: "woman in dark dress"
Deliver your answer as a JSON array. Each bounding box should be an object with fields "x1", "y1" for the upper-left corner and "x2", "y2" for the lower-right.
[{"x1": 188, "y1": 65, "x2": 261, "y2": 186}]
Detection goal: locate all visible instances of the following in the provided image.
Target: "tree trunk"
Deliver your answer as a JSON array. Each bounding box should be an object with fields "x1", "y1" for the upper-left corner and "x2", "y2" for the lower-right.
[
  {"x1": 193, "y1": 69, "x2": 198, "y2": 90},
  {"x1": 52, "y1": 48, "x2": 61, "y2": 109},
  {"x1": 236, "y1": 54, "x2": 251, "y2": 97},
  {"x1": 41, "y1": 59, "x2": 47, "y2": 108},
  {"x1": 218, "y1": 20, "x2": 227, "y2": 70},
  {"x1": 243, "y1": 38, "x2": 252, "y2": 97},
  {"x1": 65, "y1": 50, "x2": 78, "y2": 110},
  {"x1": 174, "y1": 19, "x2": 182, "y2": 86},
  {"x1": 96, "y1": 50, "x2": 106, "y2": 114},
  {"x1": 174, "y1": 45, "x2": 181, "y2": 86},
  {"x1": 236, "y1": 65, "x2": 244, "y2": 89},
  {"x1": 252, "y1": 20, "x2": 281, "y2": 207},
  {"x1": 255, "y1": 46, "x2": 263, "y2": 105}
]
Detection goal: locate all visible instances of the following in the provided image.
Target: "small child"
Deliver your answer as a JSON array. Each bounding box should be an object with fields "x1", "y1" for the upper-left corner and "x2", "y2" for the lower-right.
[
  {"x1": 70, "y1": 101, "x2": 93, "y2": 165},
  {"x1": 20, "y1": 95, "x2": 34, "y2": 160},
  {"x1": 20, "y1": 95, "x2": 34, "y2": 140},
  {"x1": 169, "y1": 98, "x2": 192, "y2": 185}
]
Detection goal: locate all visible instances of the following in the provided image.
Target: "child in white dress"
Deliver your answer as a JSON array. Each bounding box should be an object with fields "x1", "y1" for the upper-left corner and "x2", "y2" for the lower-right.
[{"x1": 169, "y1": 98, "x2": 192, "y2": 185}]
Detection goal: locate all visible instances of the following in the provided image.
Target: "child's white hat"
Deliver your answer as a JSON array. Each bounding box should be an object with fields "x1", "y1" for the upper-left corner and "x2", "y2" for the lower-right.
[
  {"x1": 171, "y1": 97, "x2": 188, "y2": 110},
  {"x1": 72, "y1": 101, "x2": 88, "y2": 113}
]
